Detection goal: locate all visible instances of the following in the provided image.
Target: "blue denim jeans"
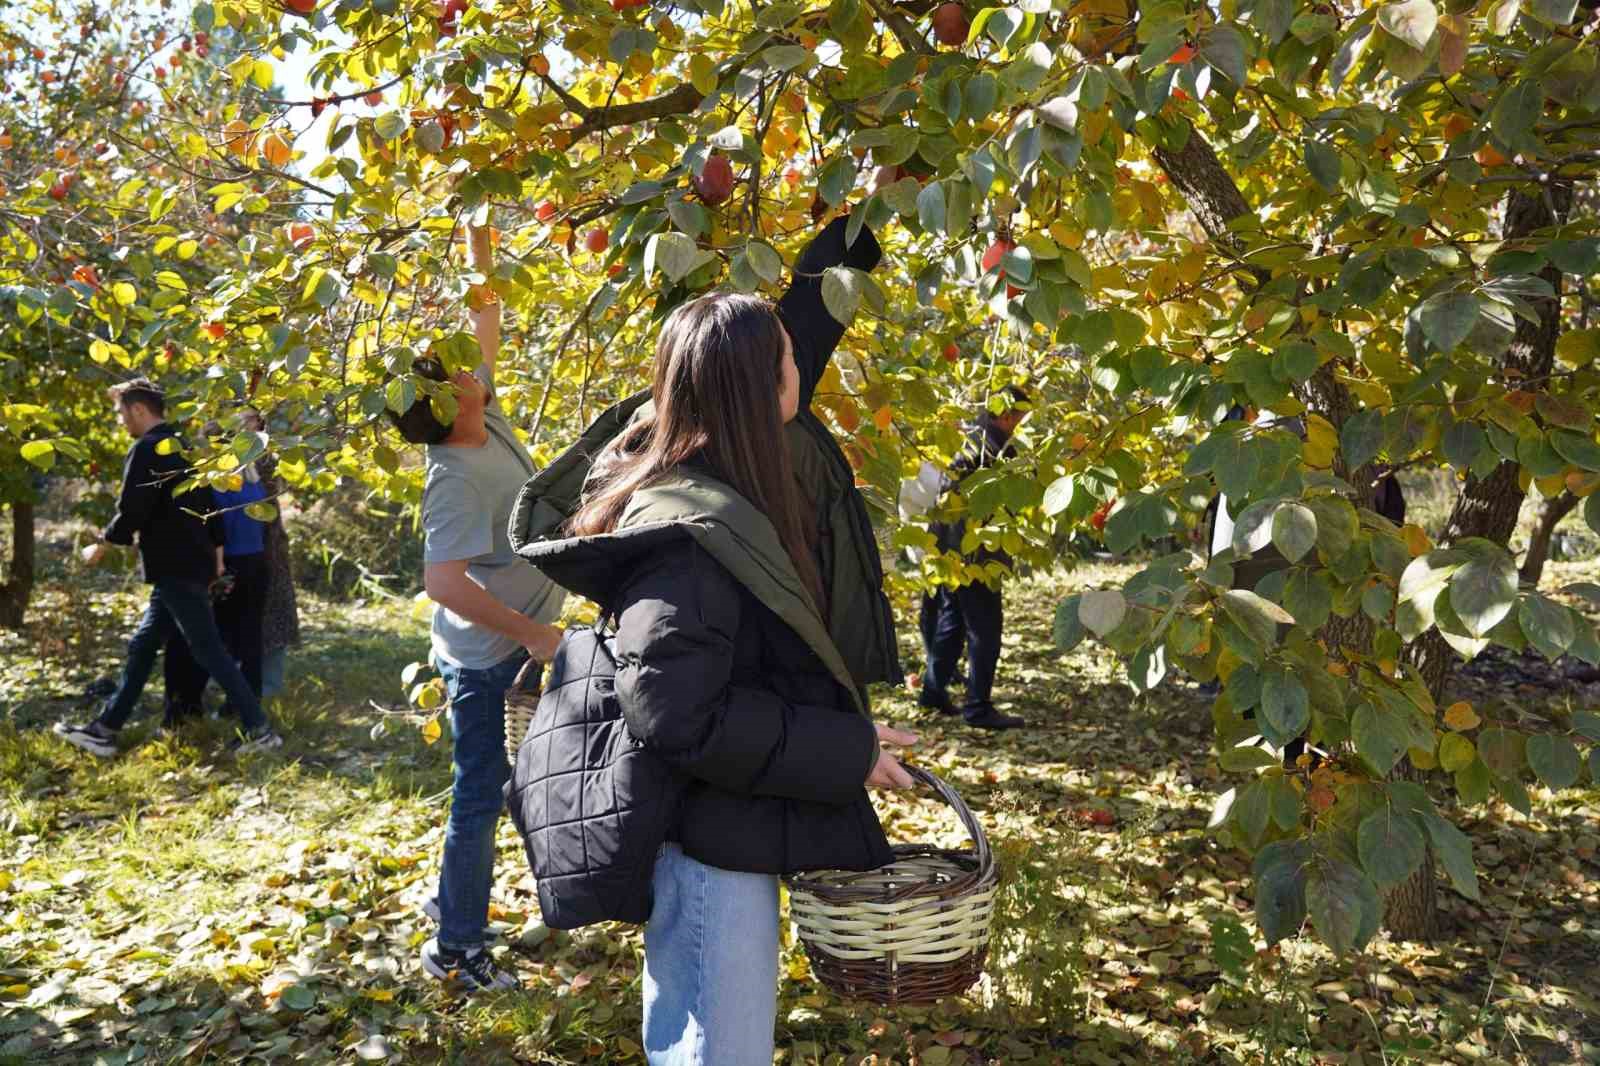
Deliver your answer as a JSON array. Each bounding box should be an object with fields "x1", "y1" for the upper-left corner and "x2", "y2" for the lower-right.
[
  {"x1": 434, "y1": 651, "x2": 529, "y2": 951},
  {"x1": 643, "y1": 844, "x2": 779, "y2": 1066},
  {"x1": 99, "y1": 577, "x2": 267, "y2": 735}
]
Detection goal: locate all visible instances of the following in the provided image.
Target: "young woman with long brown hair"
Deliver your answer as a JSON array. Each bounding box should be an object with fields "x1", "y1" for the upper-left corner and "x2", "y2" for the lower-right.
[{"x1": 514, "y1": 218, "x2": 916, "y2": 1063}]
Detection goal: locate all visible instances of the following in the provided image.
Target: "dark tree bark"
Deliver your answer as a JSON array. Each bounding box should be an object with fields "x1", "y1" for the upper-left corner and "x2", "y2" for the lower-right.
[
  {"x1": 1520, "y1": 492, "x2": 1580, "y2": 587},
  {"x1": 1397, "y1": 186, "x2": 1574, "y2": 941},
  {"x1": 0, "y1": 500, "x2": 36, "y2": 630}
]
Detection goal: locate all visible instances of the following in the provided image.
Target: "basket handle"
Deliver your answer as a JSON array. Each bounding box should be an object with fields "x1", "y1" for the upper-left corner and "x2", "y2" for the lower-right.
[
  {"x1": 901, "y1": 764, "x2": 993, "y2": 876},
  {"x1": 510, "y1": 656, "x2": 543, "y2": 696}
]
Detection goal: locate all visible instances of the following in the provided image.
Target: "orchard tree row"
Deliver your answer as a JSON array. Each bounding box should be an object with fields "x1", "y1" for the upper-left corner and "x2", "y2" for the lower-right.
[{"x1": 3, "y1": 0, "x2": 1599, "y2": 951}]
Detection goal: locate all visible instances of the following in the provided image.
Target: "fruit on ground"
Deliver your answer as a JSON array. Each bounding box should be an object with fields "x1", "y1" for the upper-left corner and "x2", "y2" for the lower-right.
[
  {"x1": 932, "y1": 3, "x2": 969, "y2": 46},
  {"x1": 693, "y1": 153, "x2": 735, "y2": 205}
]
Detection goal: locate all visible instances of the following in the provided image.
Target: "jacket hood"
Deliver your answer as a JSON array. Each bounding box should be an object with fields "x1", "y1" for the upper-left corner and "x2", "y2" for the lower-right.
[{"x1": 509, "y1": 392, "x2": 863, "y2": 713}]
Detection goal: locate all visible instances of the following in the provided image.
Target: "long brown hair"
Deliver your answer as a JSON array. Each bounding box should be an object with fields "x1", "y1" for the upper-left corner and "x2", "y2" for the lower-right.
[{"x1": 567, "y1": 293, "x2": 826, "y2": 612}]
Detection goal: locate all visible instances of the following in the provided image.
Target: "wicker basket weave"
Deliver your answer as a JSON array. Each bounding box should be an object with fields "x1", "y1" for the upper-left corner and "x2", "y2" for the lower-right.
[
  {"x1": 785, "y1": 765, "x2": 1000, "y2": 1005},
  {"x1": 503, "y1": 658, "x2": 542, "y2": 760}
]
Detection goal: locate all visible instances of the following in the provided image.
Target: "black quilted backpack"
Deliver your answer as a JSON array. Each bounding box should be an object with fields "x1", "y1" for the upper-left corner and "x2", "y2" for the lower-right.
[{"x1": 503, "y1": 622, "x2": 685, "y2": 929}]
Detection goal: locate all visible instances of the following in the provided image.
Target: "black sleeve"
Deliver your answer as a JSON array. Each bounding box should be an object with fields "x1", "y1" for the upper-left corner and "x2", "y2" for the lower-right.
[
  {"x1": 775, "y1": 215, "x2": 883, "y2": 410},
  {"x1": 103, "y1": 439, "x2": 159, "y2": 545},
  {"x1": 614, "y1": 539, "x2": 878, "y2": 805}
]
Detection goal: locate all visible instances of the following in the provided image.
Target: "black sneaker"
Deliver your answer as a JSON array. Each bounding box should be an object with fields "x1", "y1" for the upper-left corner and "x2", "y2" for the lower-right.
[
  {"x1": 964, "y1": 705, "x2": 1026, "y2": 730},
  {"x1": 917, "y1": 687, "x2": 960, "y2": 716},
  {"x1": 53, "y1": 720, "x2": 118, "y2": 757},
  {"x1": 227, "y1": 728, "x2": 284, "y2": 755},
  {"x1": 420, "y1": 938, "x2": 519, "y2": 992}
]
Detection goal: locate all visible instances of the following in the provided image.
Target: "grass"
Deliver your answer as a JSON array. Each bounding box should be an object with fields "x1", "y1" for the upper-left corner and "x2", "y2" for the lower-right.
[{"x1": 1, "y1": 545, "x2": 1598, "y2": 1064}]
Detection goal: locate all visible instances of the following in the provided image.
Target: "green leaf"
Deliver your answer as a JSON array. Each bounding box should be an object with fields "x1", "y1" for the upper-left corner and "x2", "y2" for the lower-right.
[
  {"x1": 1357, "y1": 809, "x2": 1426, "y2": 888},
  {"x1": 1042, "y1": 475, "x2": 1075, "y2": 516},
  {"x1": 1304, "y1": 140, "x2": 1341, "y2": 193},
  {"x1": 1283, "y1": 569, "x2": 1333, "y2": 629},
  {"x1": 1491, "y1": 80, "x2": 1543, "y2": 155},
  {"x1": 1197, "y1": 24, "x2": 1247, "y2": 85},
  {"x1": 1352, "y1": 701, "x2": 1407, "y2": 776},
  {"x1": 1518, "y1": 594, "x2": 1575, "y2": 659},
  {"x1": 916, "y1": 181, "x2": 946, "y2": 233},
  {"x1": 1234, "y1": 781, "x2": 1270, "y2": 844},
  {"x1": 1053, "y1": 595, "x2": 1085, "y2": 653},
  {"x1": 1526, "y1": 733, "x2": 1580, "y2": 790},
  {"x1": 1306, "y1": 496, "x2": 1358, "y2": 560},
  {"x1": 1477, "y1": 727, "x2": 1525, "y2": 778},
  {"x1": 1449, "y1": 551, "x2": 1519, "y2": 637},
  {"x1": 1526, "y1": 0, "x2": 1578, "y2": 21},
  {"x1": 1079, "y1": 589, "x2": 1127, "y2": 637},
  {"x1": 19, "y1": 440, "x2": 54, "y2": 470},
  {"x1": 1573, "y1": 710, "x2": 1600, "y2": 743},
  {"x1": 645, "y1": 232, "x2": 711, "y2": 283},
  {"x1": 1377, "y1": 0, "x2": 1438, "y2": 50},
  {"x1": 1220, "y1": 590, "x2": 1291, "y2": 653},
  {"x1": 1305, "y1": 858, "x2": 1380, "y2": 955},
  {"x1": 1455, "y1": 756, "x2": 1491, "y2": 804},
  {"x1": 1439, "y1": 732, "x2": 1475, "y2": 772},
  {"x1": 1252, "y1": 838, "x2": 1310, "y2": 945},
  {"x1": 820, "y1": 266, "x2": 864, "y2": 325},
  {"x1": 1417, "y1": 292, "x2": 1480, "y2": 354},
  {"x1": 280, "y1": 982, "x2": 317, "y2": 1012},
  {"x1": 746, "y1": 241, "x2": 782, "y2": 284},
  {"x1": 1260, "y1": 667, "x2": 1310, "y2": 745},
  {"x1": 1550, "y1": 430, "x2": 1600, "y2": 472},
  {"x1": 374, "y1": 111, "x2": 408, "y2": 141},
  {"x1": 1340, "y1": 408, "x2": 1385, "y2": 470},
  {"x1": 1421, "y1": 813, "x2": 1480, "y2": 900},
  {"x1": 1271, "y1": 503, "x2": 1317, "y2": 564}
]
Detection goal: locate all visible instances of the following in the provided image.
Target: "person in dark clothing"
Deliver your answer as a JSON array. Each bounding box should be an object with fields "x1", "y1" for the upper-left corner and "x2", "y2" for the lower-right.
[
  {"x1": 529, "y1": 230, "x2": 917, "y2": 1064},
  {"x1": 918, "y1": 387, "x2": 1031, "y2": 730},
  {"x1": 162, "y1": 455, "x2": 273, "y2": 721},
  {"x1": 54, "y1": 379, "x2": 282, "y2": 757}
]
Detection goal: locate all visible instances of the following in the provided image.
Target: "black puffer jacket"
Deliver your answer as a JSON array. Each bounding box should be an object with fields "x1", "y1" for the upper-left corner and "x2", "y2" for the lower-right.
[{"x1": 516, "y1": 463, "x2": 894, "y2": 881}]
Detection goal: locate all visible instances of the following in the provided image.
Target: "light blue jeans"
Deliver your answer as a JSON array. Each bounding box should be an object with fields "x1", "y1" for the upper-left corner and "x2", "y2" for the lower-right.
[{"x1": 643, "y1": 844, "x2": 780, "y2": 1066}]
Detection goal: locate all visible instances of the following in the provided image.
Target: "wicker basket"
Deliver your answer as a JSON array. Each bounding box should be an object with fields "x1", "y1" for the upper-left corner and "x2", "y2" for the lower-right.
[
  {"x1": 785, "y1": 765, "x2": 1000, "y2": 1005},
  {"x1": 503, "y1": 657, "x2": 543, "y2": 760}
]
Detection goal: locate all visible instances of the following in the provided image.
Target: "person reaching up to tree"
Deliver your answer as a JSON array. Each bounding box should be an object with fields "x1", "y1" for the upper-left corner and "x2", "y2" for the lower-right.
[{"x1": 384, "y1": 211, "x2": 566, "y2": 994}]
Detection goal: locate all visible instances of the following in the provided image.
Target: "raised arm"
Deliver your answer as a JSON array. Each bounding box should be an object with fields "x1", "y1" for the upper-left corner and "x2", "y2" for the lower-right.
[
  {"x1": 775, "y1": 216, "x2": 883, "y2": 410},
  {"x1": 464, "y1": 219, "x2": 500, "y2": 383}
]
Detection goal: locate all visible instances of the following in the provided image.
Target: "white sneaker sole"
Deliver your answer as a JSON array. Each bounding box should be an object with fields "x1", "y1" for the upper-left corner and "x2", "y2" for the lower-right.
[
  {"x1": 419, "y1": 939, "x2": 517, "y2": 992},
  {"x1": 53, "y1": 724, "x2": 116, "y2": 758}
]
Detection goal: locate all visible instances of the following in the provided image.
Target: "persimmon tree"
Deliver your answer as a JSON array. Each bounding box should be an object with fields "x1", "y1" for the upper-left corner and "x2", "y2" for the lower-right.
[{"x1": 5, "y1": 0, "x2": 1600, "y2": 953}]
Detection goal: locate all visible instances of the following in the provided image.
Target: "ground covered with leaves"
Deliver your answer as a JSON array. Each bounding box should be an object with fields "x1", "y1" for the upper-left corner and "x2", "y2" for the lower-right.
[{"x1": 2, "y1": 556, "x2": 1597, "y2": 1065}]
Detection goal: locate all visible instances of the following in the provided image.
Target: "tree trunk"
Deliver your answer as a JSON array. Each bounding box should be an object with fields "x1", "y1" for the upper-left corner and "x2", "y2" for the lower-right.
[
  {"x1": 0, "y1": 499, "x2": 36, "y2": 630},
  {"x1": 1519, "y1": 491, "x2": 1579, "y2": 587},
  {"x1": 1390, "y1": 187, "x2": 1574, "y2": 941}
]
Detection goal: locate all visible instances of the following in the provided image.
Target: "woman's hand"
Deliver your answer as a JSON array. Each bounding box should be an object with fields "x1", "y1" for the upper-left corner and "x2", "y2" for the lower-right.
[{"x1": 865, "y1": 723, "x2": 919, "y2": 791}]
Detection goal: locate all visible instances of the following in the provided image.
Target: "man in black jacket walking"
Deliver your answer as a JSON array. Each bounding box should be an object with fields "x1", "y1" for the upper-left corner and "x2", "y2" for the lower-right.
[
  {"x1": 919, "y1": 387, "x2": 1030, "y2": 730},
  {"x1": 54, "y1": 379, "x2": 282, "y2": 757}
]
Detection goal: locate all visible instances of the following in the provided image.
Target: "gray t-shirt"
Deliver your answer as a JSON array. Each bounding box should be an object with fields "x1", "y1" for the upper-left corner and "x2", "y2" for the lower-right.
[{"x1": 423, "y1": 396, "x2": 564, "y2": 669}]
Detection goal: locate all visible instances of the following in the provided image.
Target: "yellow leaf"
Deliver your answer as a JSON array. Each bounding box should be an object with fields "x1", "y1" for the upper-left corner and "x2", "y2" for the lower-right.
[
  {"x1": 1442, "y1": 701, "x2": 1481, "y2": 731},
  {"x1": 111, "y1": 281, "x2": 137, "y2": 306},
  {"x1": 1408, "y1": 745, "x2": 1438, "y2": 770},
  {"x1": 1303, "y1": 414, "x2": 1337, "y2": 469},
  {"x1": 872, "y1": 406, "x2": 893, "y2": 431},
  {"x1": 1401, "y1": 523, "x2": 1432, "y2": 557},
  {"x1": 420, "y1": 715, "x2": 443, "y2": 745}
]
